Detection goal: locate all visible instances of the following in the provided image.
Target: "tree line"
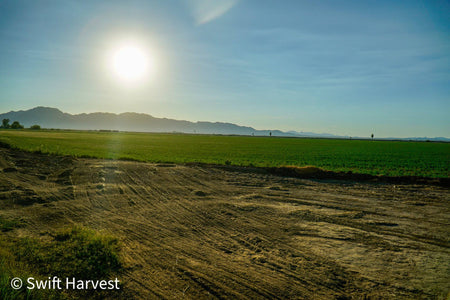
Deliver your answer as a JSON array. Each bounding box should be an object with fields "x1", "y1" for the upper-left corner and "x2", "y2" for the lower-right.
[{"x1": 1, "y1": 118, "x2": 40, "y2": 130}]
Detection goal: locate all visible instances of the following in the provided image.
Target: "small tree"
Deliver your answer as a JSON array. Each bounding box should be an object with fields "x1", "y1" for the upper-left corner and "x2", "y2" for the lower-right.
[
  {"x1": 10, "y1": 121, "x2": 24, "y2": 129},
  {"x1": 30, "y1": 124, "x2": 41, "y2": 130},
  {"x1": 1, "y1": 118, "x2": 10, "y2": 129},
  {"x1": 371, "y1": 133, "x2": 374, "y2": 140}
]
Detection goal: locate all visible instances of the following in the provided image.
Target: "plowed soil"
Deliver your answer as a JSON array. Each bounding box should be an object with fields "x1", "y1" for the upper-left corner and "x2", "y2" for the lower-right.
[{"x1": 0, "y1": 146, "x2": 449, "y2": 299}]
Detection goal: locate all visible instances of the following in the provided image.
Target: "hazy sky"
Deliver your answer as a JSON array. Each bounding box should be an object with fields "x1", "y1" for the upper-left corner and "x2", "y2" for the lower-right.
[{"x1": 0, "y1": 0, "x2": 449, "y2": 137}]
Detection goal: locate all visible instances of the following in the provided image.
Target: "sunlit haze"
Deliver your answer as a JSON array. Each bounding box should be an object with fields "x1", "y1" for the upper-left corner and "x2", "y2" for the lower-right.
[
  {"x1": 111, "y1": 45, "x2": 152, "y2": 83},
  {"x1": 0, "y1": 0, "x2": 449, "y2": 138}
]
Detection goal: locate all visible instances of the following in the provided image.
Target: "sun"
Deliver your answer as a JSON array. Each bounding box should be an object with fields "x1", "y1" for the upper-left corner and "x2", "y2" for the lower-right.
[{"x1": 110, "y1": 44, "x2": 153, "y2": 82}]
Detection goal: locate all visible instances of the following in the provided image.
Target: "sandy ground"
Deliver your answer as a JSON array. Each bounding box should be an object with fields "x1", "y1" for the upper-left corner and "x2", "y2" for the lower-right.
[{"x1": 0, "y1": 146, "x2": 449, "y2": 299}]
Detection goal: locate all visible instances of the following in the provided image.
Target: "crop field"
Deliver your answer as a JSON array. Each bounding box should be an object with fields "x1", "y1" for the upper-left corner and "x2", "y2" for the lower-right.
[{"x1": 0, "y1": 129, "x2": 448, "y2": 178}]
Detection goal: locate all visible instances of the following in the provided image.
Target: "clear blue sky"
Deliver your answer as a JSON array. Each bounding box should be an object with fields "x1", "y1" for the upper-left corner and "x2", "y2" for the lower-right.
[{"x1": 0, "y1": 0, "x2": 449, "y2": 137}]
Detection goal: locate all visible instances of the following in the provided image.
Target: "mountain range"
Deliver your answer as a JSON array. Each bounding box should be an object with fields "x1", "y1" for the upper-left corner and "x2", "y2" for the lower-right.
[
  {"x1": 0, "y1": 107, "x2": 333, "y2": 137},
  {"x1": 0, "y1": 107, "x2": 448, "y2": 141}
]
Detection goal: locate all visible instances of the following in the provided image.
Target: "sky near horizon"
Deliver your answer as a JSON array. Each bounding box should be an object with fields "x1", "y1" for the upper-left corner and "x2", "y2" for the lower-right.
[{"x1": 0, "y1": 0, "x2": 449, "y2": 138}]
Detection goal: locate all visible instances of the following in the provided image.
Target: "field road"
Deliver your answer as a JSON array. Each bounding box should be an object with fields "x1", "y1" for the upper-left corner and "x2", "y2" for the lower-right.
[{"x1": 0, "y1": 145, "x2": 449, "y2": 299}]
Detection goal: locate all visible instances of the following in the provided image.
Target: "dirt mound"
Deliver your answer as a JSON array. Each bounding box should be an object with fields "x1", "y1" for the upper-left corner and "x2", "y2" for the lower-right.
[
  {"x1": 269, "y1": 165, "x2": 327, "y2": 177},
  {"x1": 267, "y1": 165, "x2": 449, "y2": 187}
]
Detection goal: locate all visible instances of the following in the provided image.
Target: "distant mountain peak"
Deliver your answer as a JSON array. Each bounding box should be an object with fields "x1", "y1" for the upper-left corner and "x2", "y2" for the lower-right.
[{"x1": 30, "y1": 106, "x2": 63, "y2": 113}]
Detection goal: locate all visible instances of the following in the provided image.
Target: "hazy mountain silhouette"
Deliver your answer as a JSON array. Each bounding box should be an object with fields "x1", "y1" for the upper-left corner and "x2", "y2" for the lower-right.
[
  {"x1": 1, "y1": 107, "x2": 448, "y2": 141},
  {"x1": 0, "y1": 107, "x2": 302, "y2": 136}
]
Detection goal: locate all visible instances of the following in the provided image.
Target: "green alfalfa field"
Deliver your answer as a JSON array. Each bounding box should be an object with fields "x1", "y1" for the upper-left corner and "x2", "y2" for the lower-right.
[{"x1": 0, "y1": 129, "x2": 448, "y2": 178}]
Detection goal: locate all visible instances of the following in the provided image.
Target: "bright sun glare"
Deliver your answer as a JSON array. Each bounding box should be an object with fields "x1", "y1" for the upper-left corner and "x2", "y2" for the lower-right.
[{"x1": 111, "y1": 45, "x2": 153, "y2": 82}]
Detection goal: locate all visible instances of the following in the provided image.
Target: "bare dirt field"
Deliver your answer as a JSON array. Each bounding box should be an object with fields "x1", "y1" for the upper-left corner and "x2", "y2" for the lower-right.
[{"x1": 0, "y1": 146, "x2": 449, "y2": 299}]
